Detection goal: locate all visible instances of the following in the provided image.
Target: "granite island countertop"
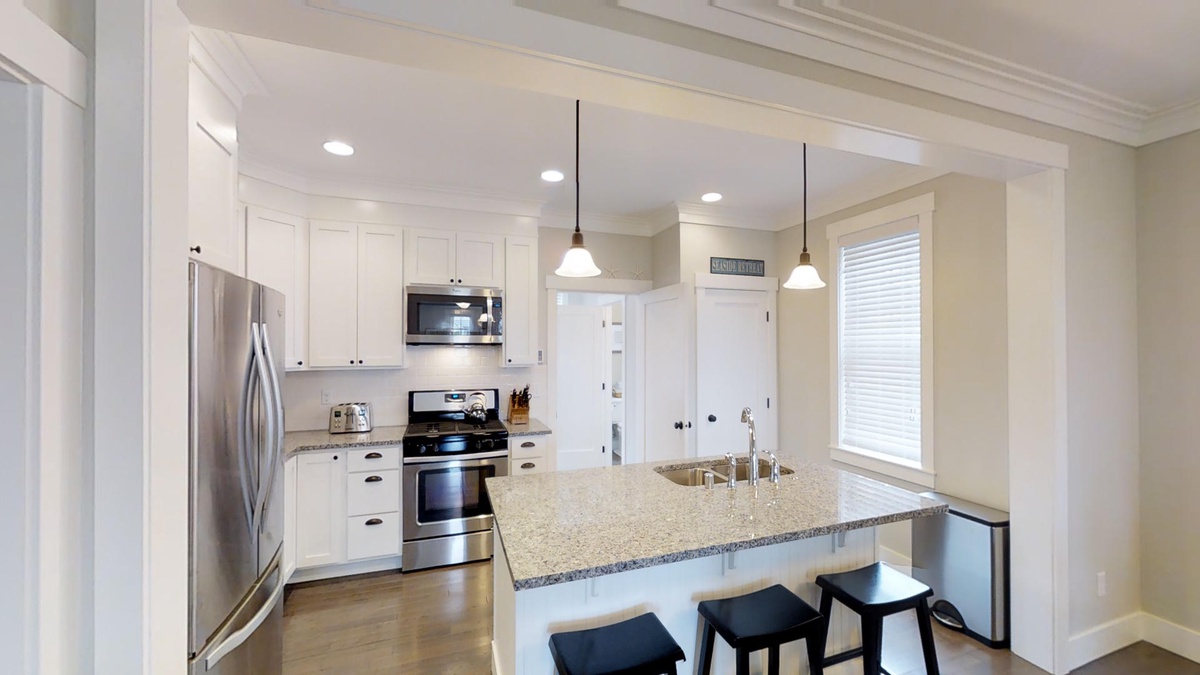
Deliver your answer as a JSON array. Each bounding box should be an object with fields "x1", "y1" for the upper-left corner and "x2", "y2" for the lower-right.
[
  {"x1": 502, "y1": 418, "x2": 552, "y2": 436},
  {"x1": 487, "y1": 453, "x2": 947, "y2": 591},
  {"x1": 284, "y1": 425, "x2": 407, "y2": 457}
]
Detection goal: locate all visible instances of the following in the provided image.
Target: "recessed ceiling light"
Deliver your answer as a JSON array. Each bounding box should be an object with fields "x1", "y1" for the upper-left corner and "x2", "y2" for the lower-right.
[
  {"x1": 323, "y1": 141, "x2": 354, "y2": 156},
  {"x1": 541, "y1": 169, "x2": 565, "y2": 183},
  {"x1": 701, "y1": 192, "x2": 723, "y2": 203}
]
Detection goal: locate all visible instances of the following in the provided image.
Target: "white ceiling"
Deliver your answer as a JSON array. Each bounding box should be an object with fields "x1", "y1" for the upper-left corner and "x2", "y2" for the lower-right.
[
  {"x1": 233, "y1": 34, "x2": 920, "y2": 225},
  {"x1": 616, "y1": 0, "x2": 1200, "y2": 145}
]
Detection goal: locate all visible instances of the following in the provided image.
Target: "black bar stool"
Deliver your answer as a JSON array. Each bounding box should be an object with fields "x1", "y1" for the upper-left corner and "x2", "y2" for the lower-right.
[
  {"x1": 696, "y1": 584, "x2": 826, "y2": 675},
  {"x1": 815, "y1": 562, "x2": 940, "y2": 675},
  {"x1": 549, "y1": 612, "x2": 686, "y2": 675}
]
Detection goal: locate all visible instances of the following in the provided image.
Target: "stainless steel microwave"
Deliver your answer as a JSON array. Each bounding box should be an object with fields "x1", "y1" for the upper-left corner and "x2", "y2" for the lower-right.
[{"x1": 405, "y1": 285, "x2": 503, "y2": 345}]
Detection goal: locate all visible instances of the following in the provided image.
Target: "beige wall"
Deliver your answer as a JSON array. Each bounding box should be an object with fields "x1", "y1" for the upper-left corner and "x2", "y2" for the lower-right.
[
  {"x1": 25, "y1": 0, "x2": 92, "y2": 54},
  {"x1": 776, "y1": 173, "x2": 1010, "y2": 556},
  {"x1": 679, "y1": 222, "x2": 779, "y2": 283},
  {"x1": 1137, "y1": 129, "x2": 1200, "y2": 633},
  {"x1": 651, "y1": 224, "x2": 680, "y2": 288}
]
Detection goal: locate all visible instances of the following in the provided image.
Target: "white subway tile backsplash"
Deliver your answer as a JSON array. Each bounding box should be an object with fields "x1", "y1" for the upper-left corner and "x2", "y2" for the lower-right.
[{"x1": 282, "y1": 345, "x2": 546, "y2": 431}]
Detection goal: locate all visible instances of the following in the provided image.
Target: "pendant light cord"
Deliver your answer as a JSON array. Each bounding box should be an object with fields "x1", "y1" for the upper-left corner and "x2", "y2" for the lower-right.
[
  {"x1": 802, "y1": 142, "x2": 808, "y2": 254},
  {"x1": 575, "y1": 99, "x2": 581, "y2": 235}
]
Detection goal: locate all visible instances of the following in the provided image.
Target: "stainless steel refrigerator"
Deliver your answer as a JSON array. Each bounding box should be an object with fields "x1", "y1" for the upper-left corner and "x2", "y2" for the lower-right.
[{"x1": 188, "y1": 261, "x2": 285, "y2": 675}]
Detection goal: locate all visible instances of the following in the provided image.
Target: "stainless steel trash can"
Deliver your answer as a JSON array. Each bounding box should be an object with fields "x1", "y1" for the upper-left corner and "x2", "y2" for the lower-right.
[{"x1": 912, "y1": 491, "x2": 1010, "y2": 648}]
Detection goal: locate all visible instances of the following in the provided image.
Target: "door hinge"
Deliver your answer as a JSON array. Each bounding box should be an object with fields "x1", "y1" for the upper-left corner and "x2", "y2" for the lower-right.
[
  {"x1": 767, "y1": 311, "x2": 770, "y2": 322},
  {"x1": 602, "y1": 382, "x2": 606, "y2": 390},
  {"x1": 602, "y1": 320, "x2": 607, "y2": 328},
  {"x1": 767, "y1": 397, "x2": 770, "y2": 409},
  {"x1": 602, "y1": 445, "x2": 606, "y2": 453}
]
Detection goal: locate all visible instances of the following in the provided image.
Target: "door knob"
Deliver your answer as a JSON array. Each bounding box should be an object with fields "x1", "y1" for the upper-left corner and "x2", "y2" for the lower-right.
[
  {"x1": 686, "y1": 421, "x2": 692, "y2": 429},
  {"x1": 674, "y1": 421, "x2": 683, "y2": 430},
  {"x1": 708, "y1": 414, "x2": 717, "y2": 422}
]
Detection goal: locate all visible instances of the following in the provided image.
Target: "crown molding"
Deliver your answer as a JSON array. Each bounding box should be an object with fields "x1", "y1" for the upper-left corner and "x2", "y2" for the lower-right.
[
  {"x1": 189, "y1": 28, "x2": 269, "y2": 110},
  {"x1": 539, "y1": 208, "x2": 656, "y2": 237},
  {"x1": 779, "y1": 164, "x2": 948, "y2": 228},
  {"x1": 618, "y1": 0, "x2": 1200, "y2": 147},
  {"x1": 675, "y1": 201, "x2": 776, "y2": 231},
  {"x1": 239, "y1": 154, "x2": 546, "y2": 218}
]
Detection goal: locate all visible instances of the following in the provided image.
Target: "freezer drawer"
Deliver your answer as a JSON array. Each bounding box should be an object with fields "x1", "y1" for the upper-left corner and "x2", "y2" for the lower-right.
[{"x1": 912, "y1": 491, "x2": 1010, "y2": 649}]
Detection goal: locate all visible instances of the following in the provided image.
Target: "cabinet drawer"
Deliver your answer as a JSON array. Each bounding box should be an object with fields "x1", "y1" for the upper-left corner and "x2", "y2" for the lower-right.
[
  {"x1": 347, "y1": 446, "x2": 400, "y2": 473},
  {"x1": 510, "y1": 436, "x2": 548, "y2": 459},
  {"x1": 346, "y1": 469, "x2": 400, "y2": 517},
  {"x1": 346, "y1": 512, "x2": 401, "y2": 561},
  {"x1": 510, "y1": 456, "x2": 549, "y2": 475}
]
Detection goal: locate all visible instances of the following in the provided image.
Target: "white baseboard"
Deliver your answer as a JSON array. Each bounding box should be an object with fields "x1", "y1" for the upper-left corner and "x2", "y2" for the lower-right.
[
  {"x1": 1143, "y1": 614, "x2": 1200, "y2": 666},
  {"x1": 287, "y1": 555, "x2": 403, "y2": 584},
  {"x1": 879, "y1": 545, "x2": 912, "y2": 576},
  {"x1": 1067, "y1": 612, "x2": 1143, "y2": 670},
  {"x1": 492, "y1": 640, "x2": 505, "y2": 675}
]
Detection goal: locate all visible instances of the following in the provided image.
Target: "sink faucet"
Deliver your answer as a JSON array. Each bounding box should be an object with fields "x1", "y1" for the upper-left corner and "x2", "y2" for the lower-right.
[{"x1": 741, "y1": 407, "x2": 759, "y2": 487}]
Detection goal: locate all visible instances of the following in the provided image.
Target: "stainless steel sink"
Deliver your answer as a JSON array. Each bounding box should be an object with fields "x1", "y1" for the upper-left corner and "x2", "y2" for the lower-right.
[
  {"x1": 656, "y1": 467, "x2": 727, "y2": 487},
  {"x1": 655, "y1": 460, "x2": 794, "y2": 486}
]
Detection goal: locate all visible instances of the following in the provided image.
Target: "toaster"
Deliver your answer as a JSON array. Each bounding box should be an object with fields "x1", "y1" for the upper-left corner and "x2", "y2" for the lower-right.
[{"x1": 329, "y1": 403, "x2": 372, "y2": 434}]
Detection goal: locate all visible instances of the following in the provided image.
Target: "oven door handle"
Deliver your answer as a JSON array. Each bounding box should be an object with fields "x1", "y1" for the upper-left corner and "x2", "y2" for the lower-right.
[{"x1": 403, "y1": 450, "x2": 510, "y2": 465}]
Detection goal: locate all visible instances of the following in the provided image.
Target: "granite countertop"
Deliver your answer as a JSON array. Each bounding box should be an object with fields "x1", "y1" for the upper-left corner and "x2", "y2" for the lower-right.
[
  {"x1": 284, "y1": 425, "x2": 407, "y2": 457},
  {"x1": 487, "y1": 452, "x2": 947, "y2": 591},
  {"x1": 503, "y1": 418, "x2": 552, "y2": 436}
]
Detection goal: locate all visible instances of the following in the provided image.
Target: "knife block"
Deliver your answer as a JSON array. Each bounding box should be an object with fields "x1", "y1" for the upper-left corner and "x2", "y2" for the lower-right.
[{"x1": 508, "y1": 396, "x2": 530, "y2": 424}]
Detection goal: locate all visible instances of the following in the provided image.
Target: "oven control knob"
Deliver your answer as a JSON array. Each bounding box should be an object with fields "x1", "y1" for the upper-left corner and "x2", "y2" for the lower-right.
[
  {"x1": 418, "y1": 445, "x2": 428, "y2": 454},
  {"x1": 482, "y1": 439, "x2": 494, "y2": 450}
]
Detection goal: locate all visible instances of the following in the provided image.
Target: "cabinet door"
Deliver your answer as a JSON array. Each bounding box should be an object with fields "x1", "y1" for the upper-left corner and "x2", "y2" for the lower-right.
[
  {"x1": 357, "y1": 225, "x2": 406, "y2": 367},
  {"x1": 246, "y1": 207, "x2": 309, "y2": 369},
  {"x1": 295, "y1": 452, "x2": 346, "y2": 569},
  {"x1": 503, "y1": 236, "x2": 540, "y2": 366},
  {"x1": 283, "y1": 457, "x2": 297, "y2": 581},
  {"x1": 187, "y1": 62, "x2": 243, "y2": 274},
  {"x1": 308, "y1": 222, "x2": 359, "y2": 368},
  {"x1": 404, "y1": 228, "x2": 456, "y2": 285},
  {"x1": 456, "y1": 232, "x2": 505, "y2": 287}
]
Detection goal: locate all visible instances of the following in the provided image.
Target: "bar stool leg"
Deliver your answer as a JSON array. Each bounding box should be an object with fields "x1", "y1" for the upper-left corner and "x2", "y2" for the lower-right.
[
  {"x1": 696, "y1": 621, "x2": 716, "y2": 675},
  {"x1": 817, "y1": 588, "x2": 834, "y2": 667},
  {"x1": 915, "y1": 600, "x2": 941, "y2": 675},
  {"x1": 766, "y1": 645, "x2": 780, "y2": 675},
  {"x1": 805, "y1": 632, "x2": 825, "y2": 675},
  {"x1": 861, "y1": 616, "x2": 884, "y2": 675},
  {"x1": 736, "y1": 648, "x2": 751, "y2": 675}
]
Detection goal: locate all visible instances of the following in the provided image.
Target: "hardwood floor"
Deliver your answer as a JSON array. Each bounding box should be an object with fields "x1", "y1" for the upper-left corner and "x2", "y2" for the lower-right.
[{"x1": 283, "y1": 561, "x2": 1200, "y2": 674}]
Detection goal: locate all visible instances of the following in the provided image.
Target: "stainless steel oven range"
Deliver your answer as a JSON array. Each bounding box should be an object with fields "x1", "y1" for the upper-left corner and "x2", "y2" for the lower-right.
[{"x1": 401, "y1": 388, "x2": 509, "y2": 571}]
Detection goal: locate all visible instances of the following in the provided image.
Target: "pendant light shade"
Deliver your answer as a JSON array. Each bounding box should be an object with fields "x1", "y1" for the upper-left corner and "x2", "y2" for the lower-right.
[
  {"x1": 555, "y1": 100, "x2": 602, "y2": 278},
  {"x1": 783, "y1": 143, "x2": 826, "y2": 290}
]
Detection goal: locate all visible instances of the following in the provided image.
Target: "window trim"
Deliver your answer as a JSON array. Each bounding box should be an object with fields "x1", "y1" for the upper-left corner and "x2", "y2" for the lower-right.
[{"x1": 827, "y1": 192, "x2": 935, "y2": 486}]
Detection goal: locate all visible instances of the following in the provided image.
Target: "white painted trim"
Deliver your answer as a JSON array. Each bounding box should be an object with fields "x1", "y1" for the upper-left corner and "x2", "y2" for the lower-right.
[
  {"x1": 239, "y1": 156, "x2": 546, "y2": 219},
  {"x1": 1143, "y1": 613, "x2": 1200, "y2": 666},
  {"x1": 675, "y1": 201, "x2": 775, "y2": 232},
  {"x1": 1141, "y1": 98, "x2": 1200, "y2": 147},
  {"x1": 538, "y1": 208, "x2": 655, "y2": 237},
  {"x1": 0, "y1": 3, "x2": 87, "y2": 107},
  {"x1": 693, "y1": 272, "x2": 779, "y2": 292},
  {"x1": 545, "y1": 277, "x2": 653, "y2": 294},
  {"x1": 831, "y1": 447, "x2": 936, "y2": 489},
  {"x1": 287, "y1": 556, "x2": 402, "y2": 584},
  {"x1": 825, "y1": 192, "x2": 936, "y2": 240},
  {"x1": 1067, "y1": 612, "x2": 1143, "y2": 671},
  {"x1": 189, "y1": 28, "x2": 269, "y2": 111},
  {"x1": 492, "y1": 641, "x2": 507, "y2": 675},
  {"x1": 781, "y1": 165, "x2": 949, "y2": 228}
]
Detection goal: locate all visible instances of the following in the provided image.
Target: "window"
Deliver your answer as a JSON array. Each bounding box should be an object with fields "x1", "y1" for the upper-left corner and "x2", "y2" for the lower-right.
[{"x1": 827, "y1": 194, "x2": 934, "y2": 487}]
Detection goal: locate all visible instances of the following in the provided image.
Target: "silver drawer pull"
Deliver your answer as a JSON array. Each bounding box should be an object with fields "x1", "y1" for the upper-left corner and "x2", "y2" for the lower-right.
[
  {"x1": 520, "y1": 442, "x2": 536, "y2": 448},
  {"x1": 520, "y1": 462, "x2": 536, "y2": 469},
  {"x1": 365, "y1": 452, "x2": 383, "y2": 459},
  {"x1": 364, "y1": 475, "x2": 382, "y2": 483},
  {"x1": 365, "y1": 518, "x2": 383, "y2": 526}
]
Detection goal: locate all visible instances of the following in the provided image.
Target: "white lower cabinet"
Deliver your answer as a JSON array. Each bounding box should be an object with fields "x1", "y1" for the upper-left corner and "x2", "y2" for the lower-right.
[
  {"x1": 510, "y1": 434, "x2": 553, "y2": 475},
  {"x1": 284, "y1": 457, "x2": 297, "y2": 581},
  {"x1": 288, "y1": 446, "x2": 403, "y2": 578}
]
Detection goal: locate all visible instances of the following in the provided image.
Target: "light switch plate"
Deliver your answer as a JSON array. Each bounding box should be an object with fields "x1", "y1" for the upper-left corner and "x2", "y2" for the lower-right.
[{"x1": 321, "y1": 388, "x2": 332, "y2": 405}]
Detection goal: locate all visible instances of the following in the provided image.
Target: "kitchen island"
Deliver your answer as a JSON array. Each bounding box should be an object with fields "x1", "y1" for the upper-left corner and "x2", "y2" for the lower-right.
[{"x1": 487, "y1": 454, "x2": 946, "y2": 675}]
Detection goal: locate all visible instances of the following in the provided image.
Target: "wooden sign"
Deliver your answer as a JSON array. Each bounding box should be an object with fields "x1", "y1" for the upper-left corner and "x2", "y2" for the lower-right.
[{"x1": 710, "y1": 257, "x2": 765, "y2": 277}]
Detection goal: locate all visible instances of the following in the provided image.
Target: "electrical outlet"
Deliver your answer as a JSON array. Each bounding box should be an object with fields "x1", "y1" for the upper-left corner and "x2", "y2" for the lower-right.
[
  {"x1": 321, "y1": 388, "x2": 332, "y2": 405},
  {"x1": 1097, "y1": 571, "x2": 1107, "y2": 597}
]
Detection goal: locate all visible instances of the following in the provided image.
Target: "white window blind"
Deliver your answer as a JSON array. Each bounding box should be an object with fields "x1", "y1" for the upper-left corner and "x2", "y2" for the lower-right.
[{"x1": 838, "y1": 228, "x2": 922, "y2": 463}]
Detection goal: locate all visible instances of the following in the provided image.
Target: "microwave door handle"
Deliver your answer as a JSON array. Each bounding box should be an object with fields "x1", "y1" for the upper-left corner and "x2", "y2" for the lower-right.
[
  {"x1": 238, "y1": 328, "x2": 258, "y2": 535},
  {"x1": 257, "y1": 324, "x2": 284, "y2": 532},
  {"x1": 249, "y1": 324, "x2": 274, "y2": 537}
]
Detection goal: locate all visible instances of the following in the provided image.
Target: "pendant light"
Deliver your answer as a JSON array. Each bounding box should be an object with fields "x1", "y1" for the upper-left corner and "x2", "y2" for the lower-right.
[
  {"x1": 555, "y1": 99, "x2": 602, "y2": 278},
  {"x1": 783, "y1": 143, "x2": 826, "y2": 290}
]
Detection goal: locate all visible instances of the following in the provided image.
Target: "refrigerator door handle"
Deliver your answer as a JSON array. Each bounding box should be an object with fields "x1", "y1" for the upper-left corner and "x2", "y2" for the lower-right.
[
  {"x1": 257, "y1": 323, "x2": 285, "y2": 532},
  {"x1": 201, "y1": 548, "x2": 285, "y2": 670},
  {"x1": 238, "y1": 326, "x2": 260, "y2": 535},
  {"x1": 250, "y1": 323, "x2": 275, "y2": 538}
]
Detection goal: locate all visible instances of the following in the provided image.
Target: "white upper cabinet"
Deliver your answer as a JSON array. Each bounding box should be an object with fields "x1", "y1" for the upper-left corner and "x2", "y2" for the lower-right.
[
  {"x1": 405, "y1": 229, "x2": 505, "y2": 288},
  {"x1": 456, "y1": 233, "x2": 505, "y2": 288},
  {"x1": 503, "y1": 236, "x2": 540, "y2": 367},
  {"x1": 245, "y1": 206, "x2": 309, "y2": 369},
  {"x1": 356, "y1": 225, "x2": 406, "y2": 367},
  {"x1": 309, "y1": 221, "x2": 405, "y2": 369},
  {"x1": 187, "y1": 61, "x2": 243, "y2": 274}
]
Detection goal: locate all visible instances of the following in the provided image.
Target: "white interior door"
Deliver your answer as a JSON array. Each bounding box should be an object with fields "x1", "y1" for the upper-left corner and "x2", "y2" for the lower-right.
[
  {"x1": 555, "y1": 305, "x2": 609, "y2": 471},
  {"x1": 640, "y1": 284, "x2": 691, "y2": 463},
  {"x1": 696, "y1": 288, "x2": 775, "y2": 457}
]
